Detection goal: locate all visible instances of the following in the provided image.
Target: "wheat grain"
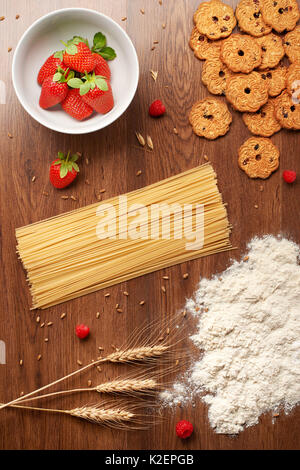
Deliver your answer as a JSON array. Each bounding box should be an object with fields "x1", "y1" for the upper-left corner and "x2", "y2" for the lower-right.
[
  {"x1": 150, "y1": 70, "x2": 158, "y2": 82},
  {"x1": 147, "y1": 135, "x2": 154, "y2": 150},
  {"x1": 135, "y1": 132, "x2": 145, "y2": 147}
]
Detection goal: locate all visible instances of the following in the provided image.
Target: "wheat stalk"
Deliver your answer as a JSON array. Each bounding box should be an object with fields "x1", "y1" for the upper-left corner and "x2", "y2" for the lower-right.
[
  {"x1": 0, "y1": 346, "x2": 169, "y2": 411},
  {"x1": 0, "y1": 402, "x2": 136, "y2": 428},
  {"x1": 17, "y1": 378, "x2": 160, "y2": 404},
  {"x1": 0, "y1": 315, "x2": 186, "y2": 412}
]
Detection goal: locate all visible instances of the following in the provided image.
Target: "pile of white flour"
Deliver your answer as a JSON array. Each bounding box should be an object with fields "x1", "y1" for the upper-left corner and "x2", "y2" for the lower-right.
[{"x1": 161, "y1": 236, "x2": 300, "y2": 434}]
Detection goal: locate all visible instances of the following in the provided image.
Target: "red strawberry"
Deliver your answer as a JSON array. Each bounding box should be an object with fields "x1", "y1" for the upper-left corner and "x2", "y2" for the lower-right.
[
  {"x1": 39, "y1": 69, "x2": 70, "y2": 109},
  {"x1": 175, "y1": 420, "x2": 193, "y2": 439},
  {"x1": 149, "y1": 99, "x2": 166, "y2": 117},
  {"x1": 62, "y1": 37, "x2": 95, "y2": 73},
  {"x1": 49, "y1": 151, "x2": 79, "y2": 189},
  {"x1": 68, "y1": 73, "x2": 114, "y2": 114},
  {"x1": 82, "y1": 81, "x2": 114, "y2": 114},
  {"x1": 37, "y1": 54, "x2": 68, "y2": 85},
  {"x1": 93, "y1": 53, "x2": 111, "y2": 80},
  {"x1": 75, "y1": 324, "x2": 90, "y2": 339},
  {"x1": 61, "y1": 89, "x2": 94, "y2": 121},
  {"x1": 283, "y1": 170, "x2": 296, "y2": 183}
]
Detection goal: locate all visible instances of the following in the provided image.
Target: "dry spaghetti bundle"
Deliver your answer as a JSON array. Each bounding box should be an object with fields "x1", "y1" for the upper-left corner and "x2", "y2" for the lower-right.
[{"x1": 16, "y1": 164, "x2": 231, "y2": 309}]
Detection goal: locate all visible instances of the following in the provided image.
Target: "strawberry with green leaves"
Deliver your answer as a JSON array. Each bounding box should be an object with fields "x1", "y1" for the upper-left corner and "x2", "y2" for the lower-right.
[
  {"x1": 68, "y1": 72, "x2": 114, "y2": 114},
  {"x1": 93, "y1": 53, "x2": 111, "y2": 80},
  {"x1": 91, "y1": 32, "x2": 116, "y2": 61},
  {"x1": 39, "y1": 67, "x2": 73, "y2": 109},
  {"x1": 49, "y1": 151, "x2": 79, "y2": 189},
  {"x1": 37, "y1": 54, "x2": 70, "y2": 85},
  {"x1": 55, "y1": 36, "x2": 95, "y2": 73},
  {"x1": 61, "y1": 88, "x2": 94, "y2": 121},
  {"x1": 91, "y1": 32, "x2": 116, "y2": 79}
]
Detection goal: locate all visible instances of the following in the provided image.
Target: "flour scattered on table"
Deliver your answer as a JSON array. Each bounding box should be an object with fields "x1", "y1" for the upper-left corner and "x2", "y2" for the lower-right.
[{"x1": 161, "y1": 236, "x2": 300, "y2": 434}]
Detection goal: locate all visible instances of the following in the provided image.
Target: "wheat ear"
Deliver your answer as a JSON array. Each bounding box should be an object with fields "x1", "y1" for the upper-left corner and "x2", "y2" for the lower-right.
[
  {"x1": 0, "y1": 346, "x2": 169, "y2": 411},
  {"x1": 0, "y1": 402, "x2": 136, "y2": 428},
  {"x1": 0, "y1": 315, "x2": 185, "y2": 411},
  {"x1": 103, "y1": 345, "x2": 169, "y2": 363},
  {"x1": 17, "y1": 378, "x2": 160, "y2": 404}
]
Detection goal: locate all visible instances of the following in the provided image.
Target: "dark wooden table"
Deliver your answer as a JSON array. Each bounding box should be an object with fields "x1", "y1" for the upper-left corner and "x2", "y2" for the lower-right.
[{"x1": 0, "y1": 0, "x2": 299, "y2": 450}]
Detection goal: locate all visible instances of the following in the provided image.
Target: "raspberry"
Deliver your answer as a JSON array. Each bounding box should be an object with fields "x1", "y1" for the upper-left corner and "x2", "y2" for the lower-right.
[
  {"x1": 149, "y1": 99, "x2": 166, "y2": 117},
  {"x1": 175, "y1": 420, "x2": 193, "y2": 439},
  {"x1": 283, "y1": 170, "x2": 296, "y2": 184},
  {"x1": 75, "y1": 324, "x2": 90, "y2": 339}
]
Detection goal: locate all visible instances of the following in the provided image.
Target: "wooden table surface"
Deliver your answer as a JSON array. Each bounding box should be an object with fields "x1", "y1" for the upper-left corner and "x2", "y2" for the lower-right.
[{"x1": 0, "y1": 0, "x2": 299, "y2": 450}]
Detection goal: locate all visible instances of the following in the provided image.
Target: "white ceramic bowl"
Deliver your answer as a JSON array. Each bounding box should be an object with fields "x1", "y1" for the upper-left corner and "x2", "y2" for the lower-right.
[{"x1": 12, "y1": 8, "x2": 139, "y2": 134}]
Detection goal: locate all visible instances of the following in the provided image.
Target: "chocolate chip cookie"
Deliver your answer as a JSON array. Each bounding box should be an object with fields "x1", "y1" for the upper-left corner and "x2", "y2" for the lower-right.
[
  {"x1": 202, "y1": 57, "x2": 232, "y2": 95},
  {"x1": 256, "y1": 33, "x2": 285, "y2": 70},
  {"x1": 235, "y1": 0, "x2": 272, "y2": 37},
  {"x1": 261, "y1": 0, "x2": 300, "y2": 33},
  {"x1": 189, "y1": 98, "x2": 232, "y2": 139},
  {"x1": 238, "y1": 137, "x2": 280, "y2": 179},
  {"x1": 220, "y1": 34, "x2": 262, "y2": 73},
  {"x1": 194, "y1": 0, "x2": 237, "y2": 40},
  {"x1": 286, "y1": 62, "x2": 300, "y2": 96},
  {"x1": 259, "y1": 64, "x2": 287, "y2": 97},
  {"x1": 275, "y1": 90, "x2": 300, "y2": 129},
  {"x1": 189, "y1": 26, "x2": 223, "y2": 60},
  {"x1": 284, "y1": 25, "x2": 300, "y2": 63},
  {"x1": 242, "y1": 98, "x2": 281, "y2": 137},
  {"x1": 226, "y1": 71, "x2": 268, "y2": 112}
]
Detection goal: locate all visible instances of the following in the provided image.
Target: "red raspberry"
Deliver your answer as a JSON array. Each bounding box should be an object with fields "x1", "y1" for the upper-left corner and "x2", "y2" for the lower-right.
[
  {"x1": 149, "y1": 99, "x2": 166, "y2": 117},
  {"x1": 283, "y1": 170, "x2": 296, "y2": 184},
  {"x1": 175, "y1": 420, "x2": 193, "y2": 439},
  {"x1": 75, "y1": 324, "x2": 90, "y2": 339}
]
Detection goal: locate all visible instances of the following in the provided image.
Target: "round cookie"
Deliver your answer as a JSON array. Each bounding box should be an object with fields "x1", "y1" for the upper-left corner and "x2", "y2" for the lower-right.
[
  {"x1": 235, "y1": 0, "x2": 272, "y2": 37},
  {"x1": 284, "y1": 26, "x2": 300, "y2": 63},
  {"x1": 275, "y1": 90, "x2": 300, "y2": 129},
  {"x1": 286, "y1": 62, "x2": 300, "y2": 96},
  {"x1": 261, "y1": 0, "x2": 300, "y2": 33},
  {"x1": 259, "y1": 64, "x2": 287, "y2": 97},
  {"x1": 194, "y1": 0, "x2": 237, "y2": 40},
  {"x1": 256, "y1": 33, "x2": 285, "y2": 70},
  {"x1": 189, "y1": 27, "x2": 223, "y2": 60},
  {"x1": 202, "y1": 57, "x2": 232, "y2": 95},
  {"x1": 242, "y1": 99, "x2": 281, "y2": 137},
  {"x1": 220, "y1": 34, "x2": 262, "y2": 73},
  {"x1": 238, "y1": 137, "x2": 280, "y2": 179},
  {"x1": 226, "y1": 71, "x2": 268, "y2": 112},
  {"x1": 189, "y1": 98, "x2": 232, "y2": 139}
]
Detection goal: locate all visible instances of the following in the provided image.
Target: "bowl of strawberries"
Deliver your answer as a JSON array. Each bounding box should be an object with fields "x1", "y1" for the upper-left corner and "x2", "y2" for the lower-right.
[{"x1": 12, "y1": 8, "x2": 139, "y2": 134}]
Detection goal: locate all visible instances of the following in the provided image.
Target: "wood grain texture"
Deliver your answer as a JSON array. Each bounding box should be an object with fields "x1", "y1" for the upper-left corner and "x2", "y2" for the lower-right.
[{"x1": 0, "y1": 0, "x2": 299, "y2": 450}]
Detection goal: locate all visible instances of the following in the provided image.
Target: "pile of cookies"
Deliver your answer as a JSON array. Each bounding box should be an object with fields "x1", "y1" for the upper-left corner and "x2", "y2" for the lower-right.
[{"x1": 189, "y1": 0, "x2": 300, "y2": 179}]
